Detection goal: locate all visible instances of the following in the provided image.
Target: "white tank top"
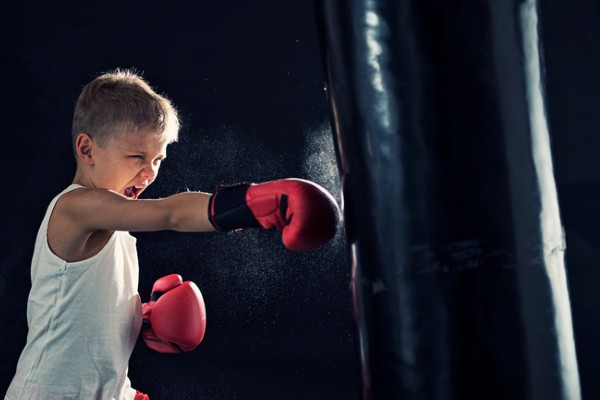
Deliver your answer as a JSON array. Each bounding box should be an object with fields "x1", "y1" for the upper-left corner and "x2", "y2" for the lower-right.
[{"x1": 6, "y1": 184, "x2": 142, "y2": 400}]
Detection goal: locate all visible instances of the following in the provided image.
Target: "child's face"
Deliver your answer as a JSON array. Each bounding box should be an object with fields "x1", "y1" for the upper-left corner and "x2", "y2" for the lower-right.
[{"x1": 92, "y1": 130, "x2": 168, "y2": 199}]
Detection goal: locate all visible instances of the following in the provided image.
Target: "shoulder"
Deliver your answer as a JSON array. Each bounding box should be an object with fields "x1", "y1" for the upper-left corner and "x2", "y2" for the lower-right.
[
  {"x1": 48, "y1": 187, "x2": 133, "y2": 262},
  {"x1": 56, "y1": 187, "x2": 125, "y2": 213},
  {"x1": 51, "y1": 187, "x2": 127, "y2": 234}
]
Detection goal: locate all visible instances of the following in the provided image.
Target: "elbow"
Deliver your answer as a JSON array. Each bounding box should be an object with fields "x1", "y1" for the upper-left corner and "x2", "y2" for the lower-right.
[{"x1": 166, "y1": 209, "x2": 187, "y2": 232}]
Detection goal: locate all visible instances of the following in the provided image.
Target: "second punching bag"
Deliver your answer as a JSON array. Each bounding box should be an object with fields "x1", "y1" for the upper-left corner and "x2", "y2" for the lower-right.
[{"x1": 314, "y1": 1, "x2": 581, "y2": 399}]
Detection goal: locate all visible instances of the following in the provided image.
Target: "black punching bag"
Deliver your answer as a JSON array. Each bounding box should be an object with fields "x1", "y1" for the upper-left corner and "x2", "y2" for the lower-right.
[{"x1": 314, "y1": 1, "x2": 581, "y2": 399}]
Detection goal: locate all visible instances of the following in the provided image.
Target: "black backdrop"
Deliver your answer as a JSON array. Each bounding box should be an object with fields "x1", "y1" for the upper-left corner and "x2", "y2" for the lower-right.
[{"x1": 1, "y1": 1, "x2": 599, "y2": 399}]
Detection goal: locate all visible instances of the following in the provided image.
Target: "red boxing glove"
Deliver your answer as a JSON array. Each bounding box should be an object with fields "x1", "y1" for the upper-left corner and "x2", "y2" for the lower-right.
[
  {"x1": 208, "y1": 178, "x2": 340, "y2": 252},
  {"x1": 141, "y1": 274, "x2": 206, "y2": 354}
]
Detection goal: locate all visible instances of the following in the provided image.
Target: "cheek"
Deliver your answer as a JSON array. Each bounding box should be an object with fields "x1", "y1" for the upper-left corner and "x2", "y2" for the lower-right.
[
  {"x1": 150, "y1": 165, "x2": 161, "y2": 180},
  {"x1": 107, "y1": 160, "x2": 139, "y2": 182}
]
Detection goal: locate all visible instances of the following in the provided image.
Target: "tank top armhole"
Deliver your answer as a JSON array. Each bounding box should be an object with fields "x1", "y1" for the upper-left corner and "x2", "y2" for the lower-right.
[{"x1": 43, "y1": 184, "x2": 117, "y2": 267}]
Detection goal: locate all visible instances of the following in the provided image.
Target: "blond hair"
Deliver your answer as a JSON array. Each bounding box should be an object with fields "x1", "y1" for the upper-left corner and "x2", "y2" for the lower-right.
[{"x1": 71, "y1": 68, "x2": 179, "y2": 155}]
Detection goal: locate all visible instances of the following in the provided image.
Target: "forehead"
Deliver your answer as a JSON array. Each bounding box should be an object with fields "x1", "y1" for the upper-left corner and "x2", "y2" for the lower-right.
[{"x1": 110, "y1": 130, "x2": 168, "y2": 154}]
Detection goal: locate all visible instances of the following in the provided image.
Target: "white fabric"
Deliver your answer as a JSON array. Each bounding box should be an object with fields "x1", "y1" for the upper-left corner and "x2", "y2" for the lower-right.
[{"x1": 6, "y1": 184, "x2": 142, "y2": 400}]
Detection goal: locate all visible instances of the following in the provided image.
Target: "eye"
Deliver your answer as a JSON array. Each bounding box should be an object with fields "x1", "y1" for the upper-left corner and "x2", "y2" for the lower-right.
[
  {"x1": 128, "y1": 155, "x2": 144, "y2": 160},
  {"x1": 153, "y1": 157, "x2": 165, "y2": 166}
]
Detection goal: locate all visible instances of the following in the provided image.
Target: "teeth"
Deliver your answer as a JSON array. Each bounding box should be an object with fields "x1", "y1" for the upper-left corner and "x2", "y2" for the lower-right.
[{"x1": 135, "y1": 185, "x2": 145, "y2": 189}]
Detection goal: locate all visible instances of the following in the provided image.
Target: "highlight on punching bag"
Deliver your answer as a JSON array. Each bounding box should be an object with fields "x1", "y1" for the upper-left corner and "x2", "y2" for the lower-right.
[{"x1": 314, "y1": 1, "x2": 581, "y2": 399}]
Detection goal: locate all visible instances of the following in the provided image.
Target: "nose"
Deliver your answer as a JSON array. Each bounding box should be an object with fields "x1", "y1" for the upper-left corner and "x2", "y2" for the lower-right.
[{"x1": 141, "y1": 161, "x2": 159, "y2": 182}]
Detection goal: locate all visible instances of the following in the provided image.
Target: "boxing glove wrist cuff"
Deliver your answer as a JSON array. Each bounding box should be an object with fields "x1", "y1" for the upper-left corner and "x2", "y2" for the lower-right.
[{"x1": 208, "y1": 183, "x2": 261, "y2": 231}]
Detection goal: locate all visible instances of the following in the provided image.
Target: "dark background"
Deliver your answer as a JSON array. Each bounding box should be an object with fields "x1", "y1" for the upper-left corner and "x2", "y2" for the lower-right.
[{"x1": 1, "y1": 1, "x2": 599, "y2": 399}]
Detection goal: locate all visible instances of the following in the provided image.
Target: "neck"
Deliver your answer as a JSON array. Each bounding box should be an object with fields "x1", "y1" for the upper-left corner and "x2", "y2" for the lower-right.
[{"x1": 72, "y1": 168, "x2": 94, "y2": 189}]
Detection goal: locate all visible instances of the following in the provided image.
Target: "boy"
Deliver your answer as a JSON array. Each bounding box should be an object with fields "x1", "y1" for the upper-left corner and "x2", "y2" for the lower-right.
[{"x1": 5, "y1": 69, "x2": 339, "y2": 399}]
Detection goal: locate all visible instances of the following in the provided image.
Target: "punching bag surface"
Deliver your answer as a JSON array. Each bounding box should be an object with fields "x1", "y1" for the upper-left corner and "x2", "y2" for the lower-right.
[{"x1": 315, "y1": 1, "x2": 580, "y2": 399}]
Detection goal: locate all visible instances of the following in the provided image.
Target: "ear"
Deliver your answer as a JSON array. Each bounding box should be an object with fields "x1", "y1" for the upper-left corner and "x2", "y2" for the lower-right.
[{"x1": 75, "y1": 133, "x2": 95, "y2": 166}]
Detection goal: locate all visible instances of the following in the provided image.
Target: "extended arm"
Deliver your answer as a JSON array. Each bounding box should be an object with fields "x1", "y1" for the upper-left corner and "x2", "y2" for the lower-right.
[
  {"x1": 50, "y1": 178, "x2": 340, "y2": 263},
  {"x1": 56, "y1": 188, "x2": 216, "y2": 233}
]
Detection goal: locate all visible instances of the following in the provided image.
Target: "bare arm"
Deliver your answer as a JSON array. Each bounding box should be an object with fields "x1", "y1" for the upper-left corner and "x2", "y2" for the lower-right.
[{"x1": 58, "y1": 188, "x2": 216, "y2": 233}]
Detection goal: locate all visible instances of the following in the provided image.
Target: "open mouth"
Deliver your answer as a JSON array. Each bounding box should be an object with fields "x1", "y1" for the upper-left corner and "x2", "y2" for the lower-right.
[{"x1": 124, "y1": 185, "x2": 144, "y2": 199}]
